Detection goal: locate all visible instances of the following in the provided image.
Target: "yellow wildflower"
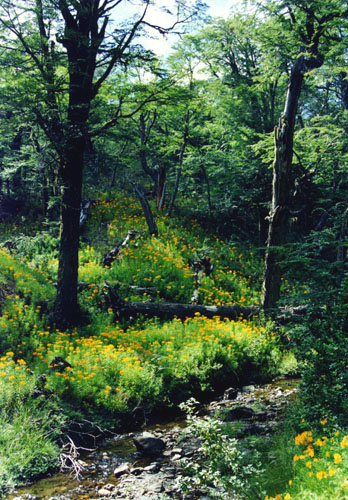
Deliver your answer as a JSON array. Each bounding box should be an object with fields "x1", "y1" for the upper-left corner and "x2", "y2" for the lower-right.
[
  {"x1": 316, "y1": 471, "x2": 328, "y2": 480},
  {"x1": 341, "y1": 436, "x2": 348, "y2": 448}
]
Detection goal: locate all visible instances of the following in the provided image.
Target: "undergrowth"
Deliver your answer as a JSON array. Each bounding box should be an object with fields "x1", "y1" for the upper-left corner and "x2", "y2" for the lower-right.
[{"x1": 0, "y1": 190, "x2": 297, "y2": 496}]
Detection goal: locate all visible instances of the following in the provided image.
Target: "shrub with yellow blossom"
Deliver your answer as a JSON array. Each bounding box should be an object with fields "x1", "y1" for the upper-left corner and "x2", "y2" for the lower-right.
[{"x1": 265, "y1": 419, "x2": 348, "y2": 500}]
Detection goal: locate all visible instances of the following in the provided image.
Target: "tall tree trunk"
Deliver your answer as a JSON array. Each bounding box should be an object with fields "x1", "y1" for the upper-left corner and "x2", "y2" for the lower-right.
[
  {"x1": 200, "y1": 164, "x2": 212, "y2": 216},
  {"x1": 336, "y1": 205, "x2": 348, "y2": 288},
  {"x1": 261, "y1": 53, "x2": 323, "y2": 311},
  {"x1": 53, "y1": 136, "x2": 84, "y2": 326},
  {"x1": 139, "y1": 112, "x2": 158, "y2": 194}
]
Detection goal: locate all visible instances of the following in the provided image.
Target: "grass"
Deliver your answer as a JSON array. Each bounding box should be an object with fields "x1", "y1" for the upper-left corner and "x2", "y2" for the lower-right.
[{"x1": 0, "y1": 353, "x2": 65, "y2": 496}]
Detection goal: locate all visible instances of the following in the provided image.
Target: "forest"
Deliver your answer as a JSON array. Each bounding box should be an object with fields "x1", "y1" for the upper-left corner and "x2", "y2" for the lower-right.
[{"x1": 1, "y1": 0, "x2": 348, "y2": 499}]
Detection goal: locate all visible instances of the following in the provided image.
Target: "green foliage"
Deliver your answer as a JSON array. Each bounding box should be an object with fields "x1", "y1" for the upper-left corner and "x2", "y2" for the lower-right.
[
  {"x1": 76, "y1": 192, "x2": 261, "y2": 308},
  {"x1": 291, "y1": 301, "x2": 348, "y2": 426},
  {"x1": 0, "y1": 353, "x2": 65, "y2": 497},
  {"x1": 179, "y1": 398, "x2": 265, "y2": 499},
  {"x1": 42, "y1": 314, "x2": 281, "y2": 415},
  {"x1": 263, "y1": 419, "x2": 348, "y2": 500},
  {"x1": 11, "y1": 230, "x2": 59, "y2": 274},
  {"x1": 0, "y1": 249, "x2": 55, "y2": 308}
]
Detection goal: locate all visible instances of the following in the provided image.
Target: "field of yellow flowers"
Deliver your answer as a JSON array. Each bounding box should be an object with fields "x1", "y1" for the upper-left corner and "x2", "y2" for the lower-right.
[
  {"x1": 0, "y1": 192, "x2": 285, "y2": 413},
  {"x1": 0, "y1": 190, "x2": 313, "y2": 496}
]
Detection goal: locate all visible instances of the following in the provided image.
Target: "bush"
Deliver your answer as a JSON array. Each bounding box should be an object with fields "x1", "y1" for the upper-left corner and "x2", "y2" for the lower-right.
[
  {"x1": 264, "y1": 419, "x2": 348, "y2": 500},
  {"x1": 179, "y1": 398, "x2": 264, "y2": 500},
  {"x1": 44, "y1": 315, "x2": 282, "y2": 415},
  {"x1": 291, "y1": 301, "x2": 348, "y2": 426}
]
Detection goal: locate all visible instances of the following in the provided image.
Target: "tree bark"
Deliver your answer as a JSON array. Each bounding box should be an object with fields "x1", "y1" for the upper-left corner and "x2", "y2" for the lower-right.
[
  {"x1": 139, "y1": 112, "x2": 158, "y2": 193},
  {"x1": 167, "y1": 110, "x2": 190, "y2": 217},
  {"x1": 156, "y1": 163, "x2": 166, "y2": 209},
  {"x1": 53, "y1": 136, "x2": 84, "y2": 326},
  {"x1": 261, "y1": 52, "x2": 324, "y2": 311},
  {"x1": 131, "y1": 180, "x2": 158, "y2": 236}
]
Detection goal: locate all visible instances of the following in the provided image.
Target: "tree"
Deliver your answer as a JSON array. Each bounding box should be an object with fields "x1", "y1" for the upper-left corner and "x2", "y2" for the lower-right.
[
  {"x1": 260, "y1": 0, "x2": 348, "y2": 311},
  {"x1": 0, "y1": 0, "x2": 205, "y2": 326}
]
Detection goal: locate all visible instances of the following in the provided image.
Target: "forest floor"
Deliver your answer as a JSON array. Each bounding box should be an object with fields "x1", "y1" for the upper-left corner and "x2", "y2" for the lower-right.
[{"x1": 1, "y1": 190, "x2": 348, "y2": 500}]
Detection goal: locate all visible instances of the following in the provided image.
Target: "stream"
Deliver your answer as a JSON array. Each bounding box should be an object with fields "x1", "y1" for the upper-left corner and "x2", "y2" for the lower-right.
[{"x1": 8, "y1": 378, "x2": 299, "y2": 500}]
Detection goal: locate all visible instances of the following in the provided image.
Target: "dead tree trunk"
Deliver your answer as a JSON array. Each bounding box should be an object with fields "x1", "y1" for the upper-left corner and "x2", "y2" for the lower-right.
[
  {"x1": 79, "y1": 199, "x2": 94, "y2": 234},
  {"x1": 189, "y1": 256, "x2": 213, "y2": 304},
  {"x1": 261, "y1": 50, "x2": 324, "y2": 311}
]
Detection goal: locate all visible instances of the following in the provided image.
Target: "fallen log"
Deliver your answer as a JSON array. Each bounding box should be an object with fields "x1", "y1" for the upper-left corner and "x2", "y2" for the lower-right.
[
  {"x1": 129, "y1": 286, "x2": 158, "y2": 298},
  {"x1": 116, "y1": 300, "x2": 259, "y2": 321},
  {"x1": 101, "y1": 283, "x2": 309, "y2": 323}
]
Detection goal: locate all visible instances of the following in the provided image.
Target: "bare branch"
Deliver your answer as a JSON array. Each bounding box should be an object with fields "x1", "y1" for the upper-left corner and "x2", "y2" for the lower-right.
[{"x1": 59, "y1": 436, "x2": 93, "y2": 480}]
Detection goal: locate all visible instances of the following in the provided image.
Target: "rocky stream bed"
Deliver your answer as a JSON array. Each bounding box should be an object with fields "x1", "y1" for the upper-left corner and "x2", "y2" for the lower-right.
[{"x1": 8, "y1": 378, "x2": 299, "y2": 500}]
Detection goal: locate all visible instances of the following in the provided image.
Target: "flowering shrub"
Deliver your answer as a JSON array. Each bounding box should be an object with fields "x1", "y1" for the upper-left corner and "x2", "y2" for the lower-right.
[
  {"x1": 42, "y1": 314, "x2": 280, "y2": 413},
  {"x1": 265, "y1": 420, "x2": 348, "y2": 500},
  {"x1": 79, "y1": 191, "x2": 261, "y2": 306}
]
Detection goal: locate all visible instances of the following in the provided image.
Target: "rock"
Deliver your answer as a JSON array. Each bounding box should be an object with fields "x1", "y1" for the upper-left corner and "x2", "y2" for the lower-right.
[
  {"x1": 253, "y1": 410, "x2": 268, "y2": 421},
  {"x1": 114, "y1": 463, "x2": 130, "y2": 477},
  {"x1": 133, "y1": 432, "x2": 166, "y2": 457},
  {"x1": 145, "y1": 481, "x2": 164, "y2": 493},
  {"x1": 222, "y1": 406, "x2": 255, "y2": 421},
  {"x1": 77, "y1": 459, "x2": 89, "y2": 467},
  {"x1": 97, "y1": 488, "x2": 113, "y2": 497},
  {"x1": 130, "y1": 467, "x2": 144, "y2": 475},
  {"x1": 223, "y1": 387, "x2": 238, "y2": 400},
  {"x1": 103, "y1": 484, "x2": 116, "y2": 491},
  {"x1": 143, "y1": 464, "x2": 160, "y2": 472},
  {"x1": 242, "y1": 385, "x2": 256, "y2": 393},
  {"x1": 11, "y1": 497, "x2": 39, "y2": 500},
  {"x1": 171, "y1": 447, "x2": 182, "y2": 454}
]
